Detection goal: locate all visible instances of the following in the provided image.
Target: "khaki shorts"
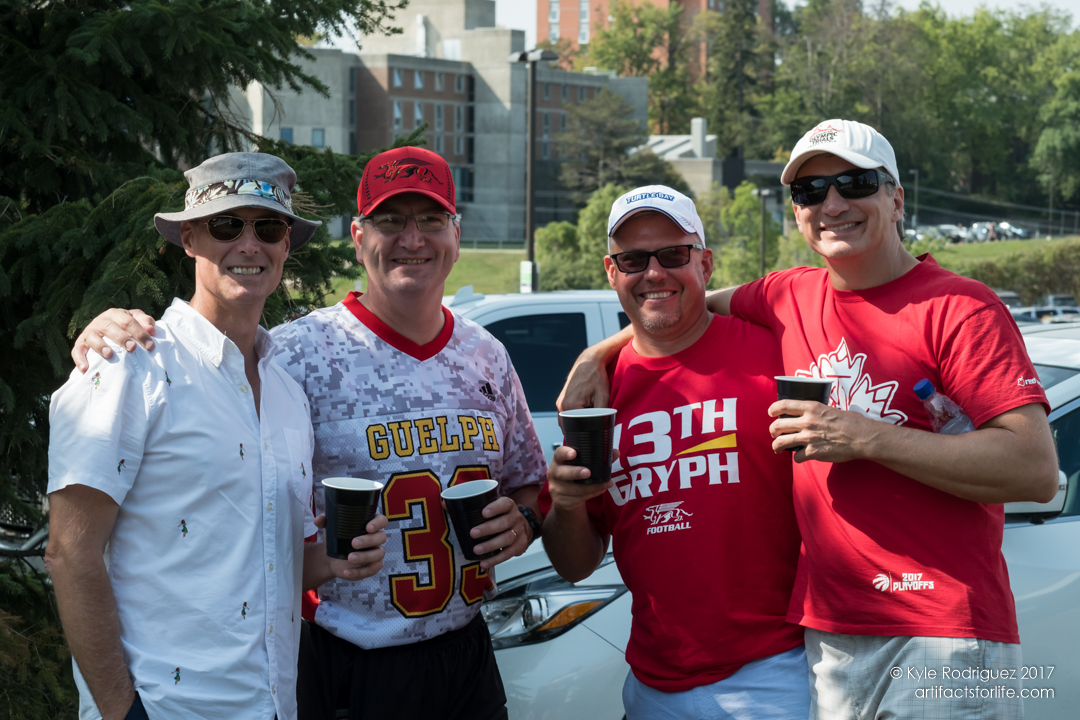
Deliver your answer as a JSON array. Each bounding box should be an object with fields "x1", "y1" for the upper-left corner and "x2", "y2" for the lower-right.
[{"x1": 805, "y1": 629, "x2": 1023, "y2": 720}]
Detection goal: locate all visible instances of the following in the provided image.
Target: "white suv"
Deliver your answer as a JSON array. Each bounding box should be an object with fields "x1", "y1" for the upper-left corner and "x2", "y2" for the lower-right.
[{"x1": 451, "y1": 287, "x2": 1080, "y2": 720}]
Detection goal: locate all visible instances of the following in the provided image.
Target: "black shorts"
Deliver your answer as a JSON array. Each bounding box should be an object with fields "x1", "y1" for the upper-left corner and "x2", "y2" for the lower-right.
[{"x1": 297, "y1": 613, "x2": 508, "y2": 720}]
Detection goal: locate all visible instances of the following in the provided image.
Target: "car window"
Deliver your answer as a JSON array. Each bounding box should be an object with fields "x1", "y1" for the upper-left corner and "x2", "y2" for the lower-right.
[
  {"x1": 486, "y1": 313, "x2": 588, "y2": 414},
  {"x1": 618, "y1": 312, "x2": 631, "y2": 329},
  {"x1": 1051, "y1": 405, "x2": 1080, "y2": 518},
  {"x1": 1033, "y1": 364, "x2": 1080, "y2": 390}
]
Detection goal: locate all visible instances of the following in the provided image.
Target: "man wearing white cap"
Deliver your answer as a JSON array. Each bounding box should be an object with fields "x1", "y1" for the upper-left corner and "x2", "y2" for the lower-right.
[
  {"x1": 542, "y1": 186, "x2": 808, "y2": 718},
  {"x1": 560, "y1": 121, "x2": 1058, "y2": 718},
  {"x1": 46, "y1": 153, "x2": 386, "y2": 720}
]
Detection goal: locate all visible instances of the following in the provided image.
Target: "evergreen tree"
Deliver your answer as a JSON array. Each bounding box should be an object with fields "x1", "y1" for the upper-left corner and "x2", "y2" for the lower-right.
[{"x1": 0, "y1": 0, "x2": 412, "y2": 648}]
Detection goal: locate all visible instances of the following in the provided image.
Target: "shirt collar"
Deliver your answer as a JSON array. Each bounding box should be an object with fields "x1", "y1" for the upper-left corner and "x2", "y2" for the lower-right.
[{"x1": 163, "y1": 298, "x2": 277, "y2": 367}]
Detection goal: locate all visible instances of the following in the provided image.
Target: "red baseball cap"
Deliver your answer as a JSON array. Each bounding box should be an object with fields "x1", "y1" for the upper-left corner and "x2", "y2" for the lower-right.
[{"x1": 357, "y1": 146, "x2": 456, "y2": 217}]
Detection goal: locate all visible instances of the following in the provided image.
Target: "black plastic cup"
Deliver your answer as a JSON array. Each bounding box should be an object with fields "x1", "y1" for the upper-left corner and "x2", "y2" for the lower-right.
[
  {"x1": 775, "y1": 376, "x2": 833, "y2": 452},
  {"x1": 559, "y1": 408, "x2": 617, "y2": 484},
  {"x1": 323, "y1": 477, "x2": 383, "y2": 560},
  {"x1": 442, "y1": 479, "x2": 500, "y2": 561}
]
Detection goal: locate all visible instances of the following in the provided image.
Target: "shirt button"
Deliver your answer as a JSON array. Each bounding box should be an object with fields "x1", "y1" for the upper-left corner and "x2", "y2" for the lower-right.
[
  {"x1": 212, "y1": 355, "x2": 221, "y2": 365},
  {"x1": 271, "y1": 685, "x2": 276, "y2": 695},
  {"x1": 269, "y1": 625, "x2": 274, "y2": 634},
  {"x1": 264, "y1": 442, "x2": 269, "y2": 450},
  {"x1": 268, "y1": 563, "x2": 274, "y2": 571},
  {"x1": 267, "y1": 502, "x2": 273, "y2": 511},
  {"x1": 240, "y1": 385, "x2": 249, "y2": 393}
]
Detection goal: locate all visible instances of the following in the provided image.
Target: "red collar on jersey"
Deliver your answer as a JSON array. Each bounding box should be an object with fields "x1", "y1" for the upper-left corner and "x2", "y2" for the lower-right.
[{"x1": 342, "y1": 291, "x2": 454, "y2": 361}]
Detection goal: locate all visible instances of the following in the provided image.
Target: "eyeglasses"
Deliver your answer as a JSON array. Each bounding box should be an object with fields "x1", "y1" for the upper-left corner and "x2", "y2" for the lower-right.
[
  {"x1": 608, "y1": 244, "x2": 704, "y2": 274},
  {"x1": 204, "y1": 215, "x2": 291, "y2": 244},
  {"x1": 789, "y1": 168, "x2": 890, "y2": 207},
  {"x1": 361, "y1": 212, "x2": 458, "y2": 233}
]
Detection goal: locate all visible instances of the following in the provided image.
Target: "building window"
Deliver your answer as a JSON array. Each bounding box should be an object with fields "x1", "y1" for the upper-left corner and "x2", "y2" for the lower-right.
[
  {"x1": 561, "y1": 84, "x2": 569, "y2": 102},
  {"x1": 549, "y1": 2, "x2": 560, "y2": 41},
  {"x1": 541, "y1": 141, "x2": 550, "y2": 160},
  {"x1": 455, "y1": 105, "x2": 464, "y2": 132},
  {"x1": 312, "y1": 128, "x2": 325, "y2": 148},
  {"x1": 393, "y1": 101, "x2": 403, "y2": 130},
  {"x1": 543, "y1": 82, "x2": 551, "y2": 101},
  {"x1": 455, "y1": 74, "x2": 466, "y2": 94},
  {"x1": 455, "y1": 135, "x2": 464, "y2": 156},
  {"x1": 435, "y1": 135, "x2": 444, "y2": 154},
  {"x1": 542, "y1": 112, "x2": 551, "y2": 138},
  {"x1": 578, "y1": 85, "x2": 586, "y2": 102},
  {"x1": 435, "y1": 104, "x2": 445, "y2": 132},
  {"x1": 349, "y1": 67, "x2": 356, "y2": 93},
  {"x1": 348, "y1": 100, "x2": 355, "y2": 125},
  {"x1": 579, "y1": 0, "x2": 589, "y2": 44},
  {"x1": 349, "y1": 132, "x2": 357, "y2": 155},
  {"x1": 392, "y1": 68, "x2": 403, "y2": 88},
  {"x1": 560, "y1": 112, "x2": 568, "y2": 133},
  {"x1": 549, "y1": 24, "x2": 560, "y2": 41},
  {"x1": 414, "y1": 102, "x2": 424, "y2": 128},
  {"x1": 414, "y1": 70, "x2": 424, "y2": 89},
  {"x1": 436, "y1": 72, "x2": 445, "y2": 92},
  {"x1": 280, "y1": 127, "x2": 293, "y2": 144}
]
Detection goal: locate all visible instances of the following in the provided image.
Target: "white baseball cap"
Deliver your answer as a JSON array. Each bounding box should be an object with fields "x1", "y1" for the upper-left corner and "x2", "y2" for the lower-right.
[
  {"x1": 781, "y1": 119, "x2": 902, "y2": 188},
  {"x1": 607, "y1": 185, "x2": 705, "y2": 252}
]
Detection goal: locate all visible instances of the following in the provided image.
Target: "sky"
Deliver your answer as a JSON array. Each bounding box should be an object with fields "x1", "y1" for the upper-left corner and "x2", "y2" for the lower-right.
[{"x1": 491, "y1": 0, "x2": 1077, "y2": 49}]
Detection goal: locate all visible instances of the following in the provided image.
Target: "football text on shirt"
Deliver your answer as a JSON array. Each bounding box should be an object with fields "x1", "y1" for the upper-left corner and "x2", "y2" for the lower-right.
[
  {"x1": 367, "y1": 414, "x2": 500, "y2": 461},
  {"x1": 608, "y1": 398, "x2": 739, "y2": 507}
]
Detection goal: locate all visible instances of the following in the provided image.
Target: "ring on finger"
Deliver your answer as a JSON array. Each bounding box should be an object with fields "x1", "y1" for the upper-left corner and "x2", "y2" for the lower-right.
[{"x1": 511, "y1": 528, "x2": 518, "y2": 539}]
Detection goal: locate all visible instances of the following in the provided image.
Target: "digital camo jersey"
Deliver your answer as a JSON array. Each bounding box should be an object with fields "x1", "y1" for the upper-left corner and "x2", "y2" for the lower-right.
[{"x1": 270, "y1": 295, "x2": 546, "y2": 649}]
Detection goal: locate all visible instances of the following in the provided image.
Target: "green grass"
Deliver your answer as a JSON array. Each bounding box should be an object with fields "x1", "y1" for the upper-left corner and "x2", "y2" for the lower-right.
[
  {"x1": 323, "y1": 249, "x2": 527, "y2": 306},
  {"x1": 930, "y1": 236, "x2": 1080, "y2": 268}
]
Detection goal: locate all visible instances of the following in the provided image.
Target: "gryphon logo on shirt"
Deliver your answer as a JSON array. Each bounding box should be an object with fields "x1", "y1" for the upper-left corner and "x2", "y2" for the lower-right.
[
  {"x1": 627, "y1": 192, "x2": 674, "y2": 204},
  {"x1": 643, "y1": 501, "x2": 693, "y2": 535},
  {"x1": 873, "y1": 572, "x2": 935, "y2": 593}
]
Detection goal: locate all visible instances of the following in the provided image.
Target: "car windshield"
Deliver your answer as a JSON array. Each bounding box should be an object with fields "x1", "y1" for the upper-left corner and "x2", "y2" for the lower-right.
[{"x1": 1033, "y1": 364, "x2": 1080, "y2": 390}]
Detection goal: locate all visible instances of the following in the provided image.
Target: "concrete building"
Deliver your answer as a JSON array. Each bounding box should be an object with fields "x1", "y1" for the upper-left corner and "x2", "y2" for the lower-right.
[
  {"x1": 230, "y1": 0, "x2": 647, "y2": 245},
  {"x1": 647, "y1": 118, "x2": 783, "y2": 198}
]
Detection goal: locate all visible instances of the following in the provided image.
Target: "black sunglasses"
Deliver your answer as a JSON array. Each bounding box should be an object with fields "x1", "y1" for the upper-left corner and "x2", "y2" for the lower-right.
[
  {"x1": 609, "y1": 244, "x2": 704, "y2": 274},
  {"x1": 790, "y1": 168, "x2": 890, "y2": 207},
  {"x1": 204, "y1": 215, "x2": 291, "y2": 244}
]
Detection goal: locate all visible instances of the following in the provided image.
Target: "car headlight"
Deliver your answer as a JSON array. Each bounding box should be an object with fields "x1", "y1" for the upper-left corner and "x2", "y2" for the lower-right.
[{"x1": 482, "y1": 559, "x2": 627, "y2": 650}]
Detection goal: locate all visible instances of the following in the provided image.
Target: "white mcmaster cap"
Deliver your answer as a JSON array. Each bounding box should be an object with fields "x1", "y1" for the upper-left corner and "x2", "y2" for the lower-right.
[
  {"x1": 782, "y1": 119, "x2": 902, "y2": 188},
  {"x1": 607, "y1": 185, "x2": 705, "y2": 252}
]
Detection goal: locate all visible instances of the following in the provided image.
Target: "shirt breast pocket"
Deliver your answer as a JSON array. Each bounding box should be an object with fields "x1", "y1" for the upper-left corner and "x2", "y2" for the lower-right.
[{"x1": 282, "y1": 427, "x2": 314, "y2": 510}]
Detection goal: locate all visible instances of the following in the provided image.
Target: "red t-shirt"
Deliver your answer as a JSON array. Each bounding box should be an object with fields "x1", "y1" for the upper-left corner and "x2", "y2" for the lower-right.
[
  {"x1": 730, "y1": 255, "x2": 1049, "y2": 644},
  {"x1": 540, "y1": 316, "x2": 803, "y2": 692}
]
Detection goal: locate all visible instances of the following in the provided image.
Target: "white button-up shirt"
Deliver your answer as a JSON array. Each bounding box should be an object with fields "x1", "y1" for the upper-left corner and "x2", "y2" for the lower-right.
[{"x1": 49, "y1": 299, "x2": 315, "y2": 720}]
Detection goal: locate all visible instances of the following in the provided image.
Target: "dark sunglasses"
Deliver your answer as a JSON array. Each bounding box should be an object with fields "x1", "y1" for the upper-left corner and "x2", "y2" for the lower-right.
[
  {"x1": 608, "y1": 244, "x2": 704, "y2": 274},
  {"x1": 204, "y1": 215, "x2": 291, "y2": 244},
  {"x1": 790, "y1": 168, "x2": 890, "y2": 207}
]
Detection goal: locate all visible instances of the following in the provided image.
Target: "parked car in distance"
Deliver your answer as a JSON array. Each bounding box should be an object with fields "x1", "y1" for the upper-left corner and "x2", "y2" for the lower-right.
[
  {"x1": 1013, "y1": 307, "x2": 1080, "y2": 324},
  {"x1": 1039, "y1": 294, "x2": 1079, "y2": 309},
  {"x1": 998, "y1": 221, "x2": 1031, "y2": 239},
  {"x1": 937, "y1": 224, "x2": 970, "y2": 243},
  {"x1": 451, "y1": 288, "x2": 1080, "y2": 720},
  {"x1": 994, "y1": 290, "x2": 1024, "y2": 309}
]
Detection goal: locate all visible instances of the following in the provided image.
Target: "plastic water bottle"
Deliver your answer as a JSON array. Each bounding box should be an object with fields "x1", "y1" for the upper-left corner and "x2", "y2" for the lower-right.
[{"x1": 913, "y1": 379, "x2": 975, "y2": 435}]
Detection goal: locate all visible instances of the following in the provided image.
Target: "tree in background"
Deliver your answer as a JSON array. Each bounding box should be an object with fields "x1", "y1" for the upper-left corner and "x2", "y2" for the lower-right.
[
  {"x1": 0, "y1": 3, "x2": 409, "y2": 713},
  {"x1": 536, "y1": 185, "x2": 627, "y2": 291},
  {"x1": 556, "y1": 88, "x2": 691, "y2": 199},
  {"x1": 1032, "y1": 30, "x2": 1080, "y2": 205},
  {"x1": 582, "y1": 0, "x2": 697, "y2": 133}
]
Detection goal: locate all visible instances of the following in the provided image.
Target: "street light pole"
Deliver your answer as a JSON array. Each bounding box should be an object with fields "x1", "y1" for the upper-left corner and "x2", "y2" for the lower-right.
[
  {"x1": 759, "y1": 189, "x2": 772, "y2": 278},
  {"x1": 908, "y1": 169, "x2": 919, "y2": 229},
  {"x1": 509, "y1": 49, "x2": 558, "y2": 293}
]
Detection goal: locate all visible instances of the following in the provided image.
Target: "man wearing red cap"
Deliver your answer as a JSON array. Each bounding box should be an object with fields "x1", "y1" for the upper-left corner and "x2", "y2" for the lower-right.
[
  {"x1": 557, "y1": 120, "x2": 1058, "y2": 718},
  {"x1": 72, "y1": 147, "x2": 547, "y2": 719}
]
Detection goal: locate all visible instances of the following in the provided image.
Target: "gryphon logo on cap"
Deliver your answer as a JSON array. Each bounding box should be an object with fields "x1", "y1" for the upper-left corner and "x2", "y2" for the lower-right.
[
  {"x1": 808, "y1": 124, "x2": 843, "y2": 146},
  {"x1": 627, "y1": 192, "x2": 675, "y2": 204}
]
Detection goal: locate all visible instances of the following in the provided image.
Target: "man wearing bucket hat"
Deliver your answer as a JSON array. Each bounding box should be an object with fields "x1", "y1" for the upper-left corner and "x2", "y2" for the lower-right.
[
  {"x1": 47, "y1": 153, "x2": 387, "y2": 720},
  {"x1": 541, "y1": 186, "x2": 807, "y2": 718},
  {"x1": 558, "y1": 121, "x2": 1058, "y2": 718},
  {"x1": 69, "y1": 146, "x2": 547, "y2": 719}
]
